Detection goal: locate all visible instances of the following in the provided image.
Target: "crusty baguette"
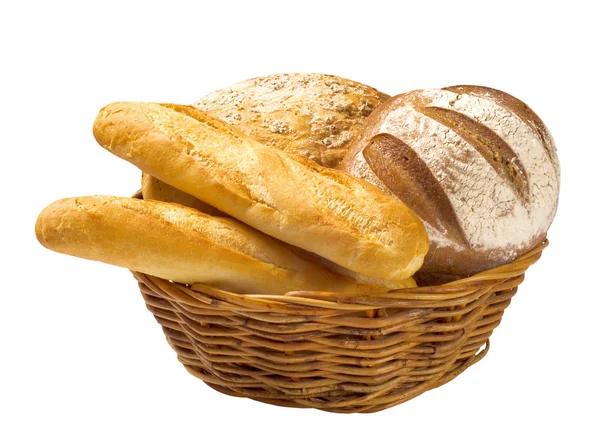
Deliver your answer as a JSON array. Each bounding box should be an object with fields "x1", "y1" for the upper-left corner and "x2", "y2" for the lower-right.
[
  {"x1": 143, "y1": 72, "x2": 389, "y2": 212},
  {"x1": 141, "y1": 172, "x2": 225, "y2": 216},
  {"x1": 142, "y1": 175, "x2": 416, "y2": 289},
  {"x1": 35, "y1": 196, "x2": 385, "y2": 295},
  {"x1": 93, "y1": 103, "x2": 429, "y2": 287},
  {"x1": 288, "y1": 246, "x2": 418, "y2": 289}
]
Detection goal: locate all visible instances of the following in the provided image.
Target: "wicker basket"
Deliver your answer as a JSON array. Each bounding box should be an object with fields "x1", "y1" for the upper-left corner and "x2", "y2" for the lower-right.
[{"x1": 132, "y1": 195, "x2": 547, "y2": 413}]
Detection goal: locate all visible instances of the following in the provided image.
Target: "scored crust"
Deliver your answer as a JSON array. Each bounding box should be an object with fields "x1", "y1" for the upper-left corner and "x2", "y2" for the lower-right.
[{"x1": 341, "y1": 86, "x2": 560, "y2": 276}]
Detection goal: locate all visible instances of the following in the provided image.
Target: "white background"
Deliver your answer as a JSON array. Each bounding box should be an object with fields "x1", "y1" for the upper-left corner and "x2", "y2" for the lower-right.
[{"x1": 2, "y1": 1, "x2": 598, "y2": 436}]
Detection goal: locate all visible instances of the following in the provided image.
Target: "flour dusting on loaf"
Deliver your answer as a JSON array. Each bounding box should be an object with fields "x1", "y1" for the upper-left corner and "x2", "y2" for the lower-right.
[{"x1": 342, "y1": 86, "x2": 560, "y2": 276}]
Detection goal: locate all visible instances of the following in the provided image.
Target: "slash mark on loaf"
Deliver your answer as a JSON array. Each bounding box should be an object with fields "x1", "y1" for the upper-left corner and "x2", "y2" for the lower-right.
[
  {"x1": 416, "y1": 105, "x2": 530, "y2": 203},
  {"x1": 363, "y1": 133, "x2": 469, "y2": 246},
  {"x1": 443, "y1": 85, "x2": 558, "y2": 167}
]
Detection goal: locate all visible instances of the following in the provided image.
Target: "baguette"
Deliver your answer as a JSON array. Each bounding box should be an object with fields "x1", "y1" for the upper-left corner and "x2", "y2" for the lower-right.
[
  {"x1": 141, "y1": 175, "x2": 416, "y2": 289},
  {"x1": 35, "y1": 196, "x2": 384, "y2": 295},
  {"x1": 143, "y1": 72, "x2": 389, "y2": 211},
  {"x1": 93, "y1": 103, "x2": 429, "y2": 287},
  {"x1": 141, "y1": 172, "x2": 225, "y2": 216}
]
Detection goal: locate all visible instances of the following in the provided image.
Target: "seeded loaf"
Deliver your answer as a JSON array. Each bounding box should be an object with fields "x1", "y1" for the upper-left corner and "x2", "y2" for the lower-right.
[{"x1": 195, "y1": 72, "x2": 390, "y2": 168}]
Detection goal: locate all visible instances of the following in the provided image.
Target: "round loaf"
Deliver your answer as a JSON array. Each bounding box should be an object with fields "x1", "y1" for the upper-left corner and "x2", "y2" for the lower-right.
[
  {"x1": 193, "y1": 72, "x2": 390, "y2": 168},
  {"x1": 341, "y1": 86, "x2": 560, "y2": 277}
]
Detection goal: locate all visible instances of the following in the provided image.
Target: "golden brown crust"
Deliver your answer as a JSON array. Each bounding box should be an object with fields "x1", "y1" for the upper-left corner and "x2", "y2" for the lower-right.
[
  {"x1": 93, "y1": 102, "x2": 429, "y2": 287},
  {"x1": 141, "y1": 173, "x2": 225, "y2": 216},
  {"x1": 144, "y1": 73, "x2": 390, "y2": 214},
  {"x1": 35, "y1": 196, "x2": 384, "y2": 295},
  {"x1": 194, "y1": 73, "x2": 390, "y2": 169}
]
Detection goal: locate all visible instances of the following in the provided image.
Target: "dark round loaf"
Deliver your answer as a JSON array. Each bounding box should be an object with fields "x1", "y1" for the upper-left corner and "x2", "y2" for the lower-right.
[{"x1": 341, "y1": 86, "x2": 560, "y2": 278}]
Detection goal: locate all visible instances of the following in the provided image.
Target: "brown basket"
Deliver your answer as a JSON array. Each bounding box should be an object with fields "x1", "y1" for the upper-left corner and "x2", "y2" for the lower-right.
[{"x1": 132, "y1": 195, "x2": 546, "y2": 413}]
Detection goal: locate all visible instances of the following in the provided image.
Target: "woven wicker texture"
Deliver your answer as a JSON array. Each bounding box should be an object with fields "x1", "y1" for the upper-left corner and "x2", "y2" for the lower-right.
[{"x1": 134, "y1": 233, "x2": 546, "y2": 413}]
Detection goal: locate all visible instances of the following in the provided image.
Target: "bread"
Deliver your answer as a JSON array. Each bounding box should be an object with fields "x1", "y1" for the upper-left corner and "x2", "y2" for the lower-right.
[
  {"x1": 142, "y1": 175, "x2": 418, "y2": 288},
  {"x1": 141, "y1": 173, "x2": 225, "y2": 216},
  {"x1": 35, "y1": 196, "x2": 386, "y2": 295},
  {"x1": 341, "y1": 86, "x2": 560, "y2": 277},
  {"x1": 93, "y1": 102, "x2": 429, "y2": 288},
  {"x1": 194, "y1": 73, "x2": 390, "y2": 168},
  {"x1": 143, "y1": 73, "x2": 389, "y2": 211}
]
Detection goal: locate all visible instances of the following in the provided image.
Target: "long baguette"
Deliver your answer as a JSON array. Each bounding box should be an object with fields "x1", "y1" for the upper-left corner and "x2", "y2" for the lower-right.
[
  {"x1": 93, "y1": 103, "x2": 429, "y2": 287},
  {"x1": 141, "y1": 172, "x2": 225, "y2": 216},
  {"x1": 35, "y1": 196, "x2": 386, "y2": 294},
  {"x1": 143, "y1": 73, "x2": 389, "y2": 213}
]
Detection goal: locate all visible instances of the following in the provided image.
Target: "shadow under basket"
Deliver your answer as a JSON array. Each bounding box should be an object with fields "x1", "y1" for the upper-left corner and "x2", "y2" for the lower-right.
[{"x1": 134, "y1": 238, "x2": 547, "y2": 413}]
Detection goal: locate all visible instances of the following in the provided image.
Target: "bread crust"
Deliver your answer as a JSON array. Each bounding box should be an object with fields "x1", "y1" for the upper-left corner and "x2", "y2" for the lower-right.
[
  {"x1": 194, "y1": 72, "x2": 390, "y2": 168},
  {"x1": 341, "y1": 87, "x2": 560, "y2": 276},
  {"x1": 93, "y1": 102, "x2": 429, "y2": 286},
  {"x1": 35, "y1": 196, "x2": 385, "y2": 294},
  {"x1": 141, "y1": 173, "x2": 225, "y2": 216},
  {"x1": 144, "y1": 72, "x2": 389, "y2": 212}
]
